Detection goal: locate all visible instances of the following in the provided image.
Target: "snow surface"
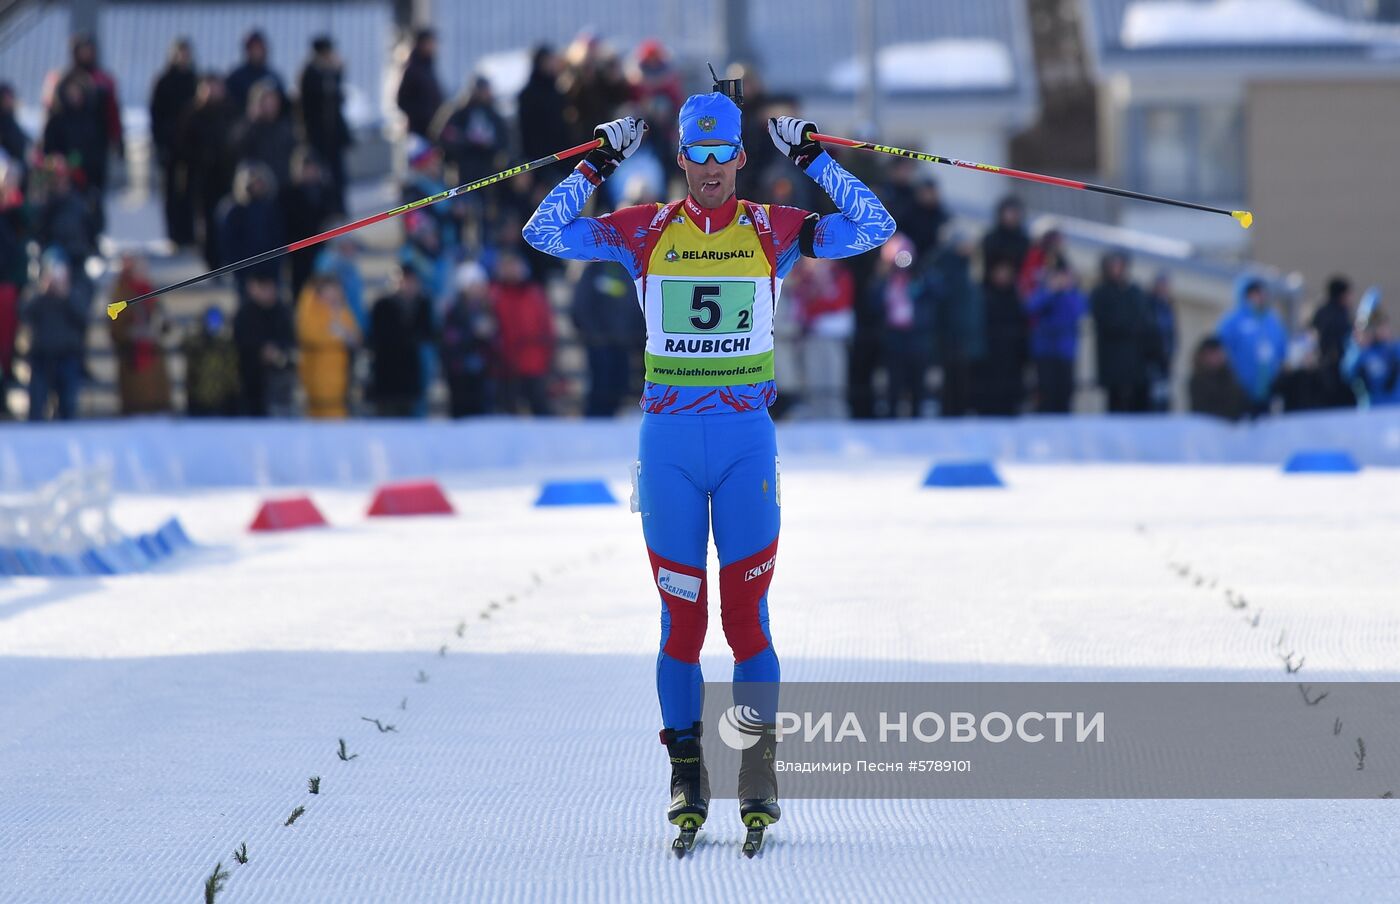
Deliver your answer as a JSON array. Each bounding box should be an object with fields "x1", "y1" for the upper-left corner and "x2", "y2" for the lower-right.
[
  {"x1": 2, "y1": 464, "x2": 1398, "y2": 902},
  {"x1": 1122, "y1": 0, "x2": 1400, "y2": 48},
  {"x1": 828, "y1": 40, "x2": 1015, "y2": 93}
]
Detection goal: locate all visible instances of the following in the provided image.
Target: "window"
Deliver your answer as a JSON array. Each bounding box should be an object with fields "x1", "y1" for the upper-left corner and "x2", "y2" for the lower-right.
[{"x1": 1128, "y1": 103, "x2": 1244, "y2": 202}]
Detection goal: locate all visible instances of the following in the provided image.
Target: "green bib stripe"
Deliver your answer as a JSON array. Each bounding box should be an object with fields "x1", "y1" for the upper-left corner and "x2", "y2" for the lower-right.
[{"x1": 644, "y1": 350, "x2": 776, "y2": 386}]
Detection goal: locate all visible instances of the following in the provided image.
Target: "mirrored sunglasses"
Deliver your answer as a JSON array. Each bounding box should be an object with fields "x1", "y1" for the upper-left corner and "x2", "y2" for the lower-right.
[{"x1": 682, "y1": 143, "x2": 742, "y2": 165}]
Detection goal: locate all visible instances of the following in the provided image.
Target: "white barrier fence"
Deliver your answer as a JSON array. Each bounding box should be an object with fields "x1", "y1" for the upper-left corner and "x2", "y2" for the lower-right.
[{"x1": 0, "y1": 466, "x2": 123, "y2": 556}]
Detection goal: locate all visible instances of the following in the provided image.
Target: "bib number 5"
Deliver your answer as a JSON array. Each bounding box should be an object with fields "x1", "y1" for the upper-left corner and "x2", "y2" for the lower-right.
[{"x1": 690, "y1": 285, "x2": 721, "y2": 331}]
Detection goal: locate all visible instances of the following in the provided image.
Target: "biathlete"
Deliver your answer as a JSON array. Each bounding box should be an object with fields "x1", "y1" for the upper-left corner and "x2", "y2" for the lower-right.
[{"x1": 523, "y1": 91, "x2": 894, "y2": 848}]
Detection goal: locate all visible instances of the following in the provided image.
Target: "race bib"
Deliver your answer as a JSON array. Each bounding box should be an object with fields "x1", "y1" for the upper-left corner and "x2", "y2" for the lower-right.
[{"x1": 660, "y1": 280, "x2": 757, "y2": 335}]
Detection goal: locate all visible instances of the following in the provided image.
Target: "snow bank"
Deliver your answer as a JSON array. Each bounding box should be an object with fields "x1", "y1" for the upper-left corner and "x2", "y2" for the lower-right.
[
  {"x1": 828, "y1": 39, "x2": 1015, "y2": 93},
  {"x1": 1122, "y1": 0, "x2": 1399, "y2": 48}
]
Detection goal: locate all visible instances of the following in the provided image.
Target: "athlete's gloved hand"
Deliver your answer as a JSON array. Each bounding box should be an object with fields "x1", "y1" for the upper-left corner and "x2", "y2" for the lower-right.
[
  {"x1": 585, "y1": 116, "x2": 647, "y2": 180},
  {"x1": 768, "y1": 116, "x2": 822, "y2": 170}
]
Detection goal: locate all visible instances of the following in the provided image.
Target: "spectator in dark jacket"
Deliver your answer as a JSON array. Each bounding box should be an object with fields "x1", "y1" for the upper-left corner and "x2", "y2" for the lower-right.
[
  {"x1": 232, "y1": 273, "x2": 295, "y2": 417},
  {"x1": 42, "y1": 75, "x2": 106, "y2": 195},
  {"x1": 22, "y1": 255, "x2": 86, "y2": 420},
  {"x1": 298, "y1": 36, "x2": 352, "y2": 215},
  {"x1": 1, "y1": 84, "x2": 32, "y2": 181},
  {"x1": 47, "y1": 34, "x2": 123, "y2": 198},
  {"x1": 233, "y1": 80, "x2": 296, "y2": 189},
  {"x1": 1272, "y1": 333, "x2": 1333, "y2": 413},
  {"x1": 920, "y1": 227, "x2": 983, "y2": 418},
  {"x1": 1091, "y1": 250, "x2": 1153, "y2": 413},
  {"x1": 35, "y1": 155, "x2": 98, "y2": 267},
  {"x1": 281, "y1": 148, "x2": 337, "y2": 298},
  {"x1": 217, "y1": 162, "x2": 282, "y2": 298},
  {"x1": 149, "y1": 38, "x2": 198, "y2": 246},
  {"x1": 219, "y1": 161, "x2": 284, "y2": 296},
  {"x1": 34, "y1": 155, "x2": 98, "y2": 322},
  {"x1": 561, "y1": 35, "x2": 630, "y2": 144},
  {"x1": 180, "y1": 75, "x2": 238, "y2": 269},
  {"x1": 1189, "y1": 336, "x2": 1248, "y2": 421},
  {"x1": 226, "y1": 30, "x2": 287, "y2": 118},
  {"x1": 1308, "y1": 276, "x2": 1358, "y2": 408},
  {"x1": 1145, "y1": 271, "x2": 1177, "y2": 412},
  {"x1": 397, "y1": 29, "x2": 444, "y2": 140},
  {"x1": 368, "y1": 264, "x2": 433, "y2": 417},
  {"x1": 433, "y1": 76, "x2": 508, "y2": 232},
  {"x1": 974, "y1": 257, "x2": 1028, "y2": 416},
  {"x1": 434, "y1": 76, "x2": 509, "y2": 184},
  {"x1": 517, "y1": 45, "x2": 571, "y2": 162},
  {"x1": 981, "y1": 196, "x2": 1030, "y2": 284},
  {"x1": 571, "y1": 259, "x2": 642, "y2": 417},
  {"x1": 440, "y1": 261, "x2": 497, "y2": 417},
  {"x1": 1311, "y1": 275, "x2": 1354, "y2": 377},
  {"x1": 1025, "y1": 257, "x2": 1087, "y2": 414},
  {"x1": 882, "y1": 159, "x2": 947, "y2": 259}
]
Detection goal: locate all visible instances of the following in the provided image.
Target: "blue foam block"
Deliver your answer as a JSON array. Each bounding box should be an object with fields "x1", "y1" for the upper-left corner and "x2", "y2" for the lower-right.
[
  {"x1": 122, "y1": 537, "x2": 155, "y2": 570},
  {"x1": 1283, "y1": 449, "x2": 1361, "y2": 474},
  {"x1": 137, "y1": 533, "x2": 168, "y2": 561},
  {"x1": 14, "y1": 548, "x2": 46, "y2": 575},
  {"x1": 80, "y1": 548, "x2": 120, "y2": 576},
  {"x1": 47, "y1": 554, "x2": 84, "y2": 576},
  {"x1": 158, "y1": 518, "x2": 193, "y2": 549},
  {"x1": 923, "y1": 460, "x2": 1005, "y2": 488},
  {"x1": 534, "y1": 479, "x2": 618, "y2": 507}
]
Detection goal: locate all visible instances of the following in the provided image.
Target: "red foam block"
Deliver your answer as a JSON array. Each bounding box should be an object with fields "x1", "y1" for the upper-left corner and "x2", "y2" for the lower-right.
[
  {"x1": 249, "y1": 495, "x2": 328, "y2": 532},
  {"x1": 367, "y1": 479, "x2": 455, "y2": 517}
]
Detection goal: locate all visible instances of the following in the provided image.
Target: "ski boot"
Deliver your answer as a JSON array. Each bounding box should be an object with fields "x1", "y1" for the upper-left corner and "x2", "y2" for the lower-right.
[
  {"x1": 738, "y1": 723, "x2": 780, "y2": 858},
  {"x1": 662, "y1": 722, "x2": 710, "y2": 858}
]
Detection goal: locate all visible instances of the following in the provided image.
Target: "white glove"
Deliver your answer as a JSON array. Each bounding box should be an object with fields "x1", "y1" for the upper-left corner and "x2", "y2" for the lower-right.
[
  {"x1": 594, "y1": 116, "x2": 647, "y2": 162},
  {"x1": 767, "y1": 116, "x2": 821, "y2": 168}
]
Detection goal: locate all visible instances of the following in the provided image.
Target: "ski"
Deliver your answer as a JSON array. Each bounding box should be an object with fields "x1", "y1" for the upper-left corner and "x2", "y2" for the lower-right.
[
  {"x1": 741, "y1": 820, "x2": 767, "y2": 858},
  {"x1": 672, "y1": 817, "x2": 701, "y2": 858}
]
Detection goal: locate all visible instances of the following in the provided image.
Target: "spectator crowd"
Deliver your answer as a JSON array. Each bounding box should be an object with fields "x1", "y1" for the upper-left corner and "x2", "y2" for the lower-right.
[{"x1": 0, "y1": 27, "x2": 1393, "y2": 422}]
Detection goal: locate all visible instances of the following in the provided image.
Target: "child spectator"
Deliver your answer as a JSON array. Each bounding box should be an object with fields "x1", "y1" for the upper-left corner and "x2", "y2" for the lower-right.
[
  {"x1": 182, "y1": 306, "x2": 241, "y2": 417},
  {"x1": 440, "y1": 262, "x2": 497, "y2": 417},
  {"x1": 22, "y1": 254, "x2": 87, "y2": 420},
  {"x1": 1189, "y1": 336, "x2": 1248, "y2": 421},
  {"x1": 296, "y1": 274, "x2": 360, "y2": 418},
  {"x1": 107, "y1": 254, "x2": 172, "y2": 415}
]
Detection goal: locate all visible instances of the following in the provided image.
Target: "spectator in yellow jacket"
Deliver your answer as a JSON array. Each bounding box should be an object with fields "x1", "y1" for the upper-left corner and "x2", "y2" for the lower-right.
[{"x1": 295, "y1": 273, "x2": 359, "y2": 418}]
